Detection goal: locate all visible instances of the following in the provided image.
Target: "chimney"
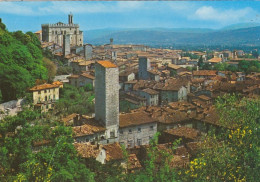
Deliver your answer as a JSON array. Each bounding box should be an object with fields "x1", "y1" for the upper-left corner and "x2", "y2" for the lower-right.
[
  {"x1": 63, "y1": 34, "x2": 71, "y2": 57},
  {"x1": 68, "y1": 13, "x2": 73, "y2": 24}
]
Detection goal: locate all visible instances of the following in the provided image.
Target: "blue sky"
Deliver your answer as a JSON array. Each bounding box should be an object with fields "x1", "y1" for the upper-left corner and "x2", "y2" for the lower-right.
[{"x1": 0, "y1": 1, "x2": 260, "y2": 32}]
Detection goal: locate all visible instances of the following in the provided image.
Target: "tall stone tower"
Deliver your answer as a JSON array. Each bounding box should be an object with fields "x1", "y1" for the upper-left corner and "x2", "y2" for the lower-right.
[
  {"x1": 63, "y1": 34, "x2": 71, "y2": 57},
  {"x1": 111, "y1": 51, "x2": 117, "y2": 63},
  {"x1": 68, "y1": 13, "x2": 73, "y2": 24},
  {"x1": 110, "y1": 38, "x2": 113, "y2": 45},
  {"x1": 138, "y1": 56, "x2": 151, "y2": 80},
  {"x1": 84, "y1": 44, "x2": 93, "y2": 60},
  {"x1": 95, "y1": 61, "x2": 119, "y2": 141}
]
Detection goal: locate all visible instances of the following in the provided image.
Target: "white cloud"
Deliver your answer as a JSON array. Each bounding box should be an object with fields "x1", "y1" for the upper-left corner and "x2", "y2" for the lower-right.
[
  {"x1": 0, "y1": 1, "x2": 145, "y2": 16},
  {"x1": 194, "y1": 6, "x2": 255, "y2": 23},
  {"x1": 0, "y1": 2, "x2": 35, "y2": 15}
]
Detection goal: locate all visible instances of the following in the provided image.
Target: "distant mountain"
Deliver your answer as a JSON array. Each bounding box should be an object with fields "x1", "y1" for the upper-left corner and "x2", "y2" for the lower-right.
[
  {"x1": 84, "y1": 26, "x2": 260, "y2": 47},
  {"x1": 221, "y1": 23, "x2": 260, "y2": 31}
]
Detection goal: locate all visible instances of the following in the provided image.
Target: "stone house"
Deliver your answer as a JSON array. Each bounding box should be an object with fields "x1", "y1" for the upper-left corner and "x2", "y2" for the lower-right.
[
  {"x1": 139, "y1": 88, "x2": 159, "y2": 106},
  {"x1": 74, "y1": 142, "x2": 124, "y2": 164},
  {"x1": 148, "y1": 70, "x2": 160, "y2": 81},
  {"x1": 72, "y1": 116, "x2": 106, "y2": 144},
  {"x1": 68, "y1": 75, "x2": 80, "y2": 87},
  {"x1": 157, "y1": 80, "x2": 190, "y2": 104},
  {"x1": 208, "y1": 57, "x2": 222, "y2": 65},
  {"x1": 167, "y1": 64, "x2": 186, "y2": 75},
  {"x1": 193, "y1": 70, "x2": 217, "y2": 79},
  {"x1": 161, "y1": 127, "x2": 200, "y2": 144},
  {"x1": 79, "y1": 73, "x2": 95, "y2": 88},
  {"x1": 29, "y1": 82, "x2": 61, "y2": 112},
  {"x1": 68, "y1": 73, "x2": 95, "y2": 88},
  {"x1": 71, "y1": 60, "x2": 95, "y2": 74},
  {"x1": 119, "y1": 112, "x2": 158, "y2": 148},
  {"x1": 119, "y1": 71, "x2": 135, "y2": 82}
]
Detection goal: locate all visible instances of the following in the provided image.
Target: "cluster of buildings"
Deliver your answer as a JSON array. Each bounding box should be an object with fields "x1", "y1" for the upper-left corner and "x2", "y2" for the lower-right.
[{"x1": 30, "y1": 14, "x2": 260, "y2": 171}]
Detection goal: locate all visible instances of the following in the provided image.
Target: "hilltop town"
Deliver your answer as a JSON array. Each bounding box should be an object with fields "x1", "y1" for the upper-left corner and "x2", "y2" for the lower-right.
[{"x1": 0, "y1": 14, "x2": 259, "y2": 181}]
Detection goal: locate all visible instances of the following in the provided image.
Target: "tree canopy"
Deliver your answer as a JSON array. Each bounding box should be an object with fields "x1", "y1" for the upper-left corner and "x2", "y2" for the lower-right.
[{"x1": 0, "y1": 22, "x2": 48, "y2": 102}]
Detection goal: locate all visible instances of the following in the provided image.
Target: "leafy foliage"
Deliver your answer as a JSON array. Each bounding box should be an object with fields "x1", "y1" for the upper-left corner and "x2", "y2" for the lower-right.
[
  {"x1": 183, "y1": 95, "x2": 260, "y2": 182},
  {"x1": 0, "y1": 108, "x2": 95, "y2": 182},
  {"x1": 56, "y1": 84, "x2": 94, "y2": 115},
  {"x1": 0, "y1": 22, "x2": 48, "y2": 102}
]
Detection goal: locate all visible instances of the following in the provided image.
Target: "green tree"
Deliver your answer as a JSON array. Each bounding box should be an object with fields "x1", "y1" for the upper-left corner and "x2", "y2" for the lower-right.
[
  {"x1": 198, "y1": 56, "x2": 204, "y2": 68},
  {"x1": 126, "y1": 133, "x2": 179, "y2": 182},
  {"x1": 183, "y1": 95, "x2": 260, "y2": 182},
  {"x1": 43, "y1": 57, "x2": 57, "y2": 82},
  {"x1": 0, "y1": 22, "x2": 48, "y2": 101},
  {"x1": 0, "y1": 108, "x2": 95, "y2": 182},
  {"x1": 56, "y1": 84, "x2": 94, "y2": 115}
]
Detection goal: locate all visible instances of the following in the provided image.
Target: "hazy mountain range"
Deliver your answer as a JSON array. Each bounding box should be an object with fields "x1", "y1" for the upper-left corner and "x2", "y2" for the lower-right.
[{"x1": 84, "y1": 23, "x2": 260, "y2": 47}]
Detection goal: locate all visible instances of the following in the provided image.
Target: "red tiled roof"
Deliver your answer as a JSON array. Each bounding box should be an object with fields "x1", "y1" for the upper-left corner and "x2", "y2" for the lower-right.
[
  {"x1": 97, "y1": 61, "x2": 117, "y2": 68},
  {"x1": 119, "y1": 112, "x2": 157, "y2": 128},
  {"x1": 29, "y1": 83, "x2": 59, "y2": 91},
  {"x1": 80, "y1": 73, "x2": 95, "y2": 80},
  {"x1": 164, "y1": 127, "x2": 200, "y2": 140},
  {"x1": 73, "y1": 117, "x2": 106, "y2": 137},
  {"x1": 103, "y1": 143, "x2": 124, "y2": 161}
]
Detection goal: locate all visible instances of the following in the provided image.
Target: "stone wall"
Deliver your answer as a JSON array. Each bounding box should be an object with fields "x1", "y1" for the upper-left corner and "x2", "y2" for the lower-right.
[
  {"x1": 42, "y1": 24, "x2": 83, "y2": 46},
  {"x1": 119, "y1": 122, "x2": 157, "y2": 148},
  {"x1": 95, "y1": 63, "x2": 119, "y2": 140},
  {"x1": 138, "y1": 57, "x2": 151, "y2": 80}
]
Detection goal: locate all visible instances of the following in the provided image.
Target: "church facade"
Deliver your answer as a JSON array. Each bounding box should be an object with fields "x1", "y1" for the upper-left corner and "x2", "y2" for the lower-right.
[{"x1": 41, "y1": 13, "x2": 83, "y2": 46}]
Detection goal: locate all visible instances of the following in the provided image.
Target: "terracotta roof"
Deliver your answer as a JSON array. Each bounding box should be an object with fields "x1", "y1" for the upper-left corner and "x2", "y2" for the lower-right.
[
  {"x1": 73, "y1": 117, "x2": 106, "y2": 137},
  {"x1": 168, "y1": 64, "x2": 181, "y2": 70},
  {"x1": 68, "y1": 75, "x2": 80, "y2": 79},
  {"x1": 193, "y1": 70, "x2": 217, "y2": 76},
  {"x1": 119, "y1": 112, "x2": 157, "y2": 128},
  {"x1": 198, "y1": 95, "x2": 211, "y2": 101},
  {"x1": 35, "y1": 30, "x2": 42, "y2": 34},
  {"x1": 164, "y1": 127, "x2": 200, "y2": 140},
  {"x1": 128, "y1": 154, "x2": 142, "y2": 170},
  {"x1": 103, "y1": 143, "x2": 124, "y2": 161},
  {"x1": 97, "y1": 61, "x2": 117, "y2": 68},
  {"x1": 74, "y1": 143, "x2": 101, "y2": 159},
  {"x1": 142, "y1": 88, "x2": 159, "y2": 95},
  {"x1": 29, "y1": 83, "x2": 59, "y2": 91},
  {"x1": 62, "y1": 113, "x2": 77, "y2": 125},
  {"x1": 52, "y1": 81, "x2": 63, "y2": 86},
  {"x1": 80, "y1": 73, "x2": 95, "y2": 80},
  {"x1": 208, "y1": 57, "x2": 222, "y2": 63},
  {"x1": 79, "y1": 61, "x2": 95, "y2": 66}
]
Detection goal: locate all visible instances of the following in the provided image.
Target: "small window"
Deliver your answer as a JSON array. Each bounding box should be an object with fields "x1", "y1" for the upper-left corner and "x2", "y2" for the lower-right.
[
  {"x1": 120, "y1": 130, "x2": 123, "y2": 135},
  {"x1": 45, "y1": 96, "x2": 47, "y2": 101},
  {"x1": 53, "y1": 95, "x2": 55, "y2": 100},
  {"x1": 110, "y1": 131, "x2": 115, "y2": 138},
  {"x1": 150, "y1": 126, "x2": 154, "y2": 131},
  {"x1": 129, "y1": 129, "x2": 132, "y2": 134},
  {"x1": 137, "y1": 139, "x2": 142, "y2": 146},
  {"x1": 44, "y1": 90, "x2": 47, "y2": 93},
  {"x1": 38, "y1": 91, "x2": 41, "y2": 94},
  {"x1": 138, "y1": 128, "x2": 141, "y2": 132}
]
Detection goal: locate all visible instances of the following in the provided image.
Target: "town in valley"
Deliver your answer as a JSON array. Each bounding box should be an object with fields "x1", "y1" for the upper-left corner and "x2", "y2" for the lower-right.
[{"x1": 0, "y1": 2, "x2": 259, "y2": 181}]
